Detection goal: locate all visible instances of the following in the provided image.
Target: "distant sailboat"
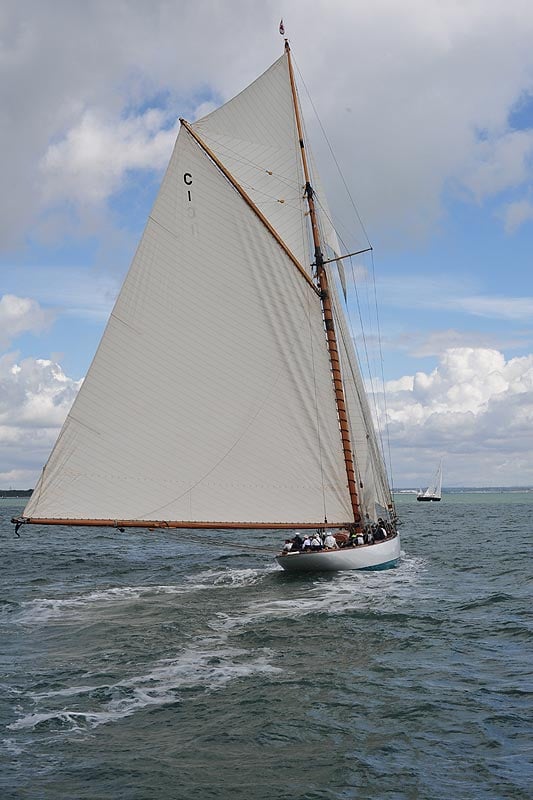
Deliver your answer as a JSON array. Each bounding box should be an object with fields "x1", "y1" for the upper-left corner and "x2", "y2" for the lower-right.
[
  {"x1": 417, "y1": 461, "x2": 443, "y2": 502},
  {"x1": 13, "y1": 37, "x2": 400, "y2": 571}
]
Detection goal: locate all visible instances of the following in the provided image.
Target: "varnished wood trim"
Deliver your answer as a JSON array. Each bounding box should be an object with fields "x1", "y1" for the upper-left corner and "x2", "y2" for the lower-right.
[{"x1": 14, "y1": 517, "x2": 351, "y2": 530}]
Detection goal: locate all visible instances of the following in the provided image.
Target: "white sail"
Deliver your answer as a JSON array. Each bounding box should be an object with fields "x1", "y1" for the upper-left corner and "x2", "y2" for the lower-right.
[
  {"x1": 24, "y1": 122, "x2": 351, "y2": 525},
  {"x1": 22, "y1": 44, "x2": 396, "y2": 536},
  {"x1": 421, "y1": 461, "x2": 443, "y2": 499},
  {"x1": 193, "y1": 54, "x2": 311, "y2": 272},
  {"x1": 194, "y1": 53, "x2": 393, "y2": 522}
]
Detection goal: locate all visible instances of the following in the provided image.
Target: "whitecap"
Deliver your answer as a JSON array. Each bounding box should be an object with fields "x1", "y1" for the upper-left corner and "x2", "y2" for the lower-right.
[
  {"x1": 14, "y1": 568, "x2": 279, "y2": 625},
  {"x1": 9, "y1": 642, "x2": 281, "y2": 732},
  {"x1": 209, "y1": 555, "x2": 427, "y2": 632},
  {"x1": 186, "y1": 565, "x2": 276, "y2": 589},
  {"x1": 15, "y1": 584, "x2": 192, "y2": 624}
]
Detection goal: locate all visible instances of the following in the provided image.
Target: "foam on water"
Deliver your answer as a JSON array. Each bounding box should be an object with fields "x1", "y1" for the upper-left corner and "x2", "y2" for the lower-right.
[
  {"x1": 186, "y1": 565, "x2": 277, "y2": 588},
  {"x1": 8, "y1": 565, "x2": 280, "y2": 625},
  {"x1": 213, "y1": 554, "x2": 426, "y2": 630},
  {"x1": 9, "y1": 640, "x2": 281, "y2": 732},
  {"x1": 9, "y1": 583, "x2": 222, "y2": 624}
]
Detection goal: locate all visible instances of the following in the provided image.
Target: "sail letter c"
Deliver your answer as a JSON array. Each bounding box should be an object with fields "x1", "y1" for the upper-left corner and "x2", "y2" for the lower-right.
[{"x1": 183, "y1": 173, "x2": 193, "y2": 185}]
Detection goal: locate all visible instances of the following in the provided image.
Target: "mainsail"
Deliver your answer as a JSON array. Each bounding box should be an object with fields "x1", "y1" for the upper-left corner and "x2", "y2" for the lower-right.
[{"x1": 21, "y1": 47, "x2": 394, "y2": 530}]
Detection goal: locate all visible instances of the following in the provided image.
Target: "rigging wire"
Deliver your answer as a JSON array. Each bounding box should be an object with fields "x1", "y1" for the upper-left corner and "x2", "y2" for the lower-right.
[
  {"x1": 370, "y1": 247, "x2": 396, "y2": 508},
  {"x1": 293, "y1": 59, "x2": 372, "y2": 248},
  {"x1": 294, "y1": 56, "x2": 397, "y2": 506},
  {"x1": 194, "y1": 127, "x2": 311, "y2": 271},
  {"x1": 194, "y1": 130, "x2": 301, "y2": 195}
]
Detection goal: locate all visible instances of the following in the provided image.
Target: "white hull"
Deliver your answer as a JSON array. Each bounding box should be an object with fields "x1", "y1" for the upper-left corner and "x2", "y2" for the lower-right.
[{"x1": 276, "y1": 534, "x2": 400, "y2": 573}]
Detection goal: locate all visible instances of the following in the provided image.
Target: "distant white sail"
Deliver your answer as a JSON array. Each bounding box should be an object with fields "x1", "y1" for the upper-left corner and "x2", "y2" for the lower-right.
[{"x1": 417, "y1": 461, "x2": 443, "y2": 501}]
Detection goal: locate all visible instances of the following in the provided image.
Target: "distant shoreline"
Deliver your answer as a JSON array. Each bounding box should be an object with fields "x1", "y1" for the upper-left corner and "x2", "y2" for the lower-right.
[
  {"x1": 395, "y1": 487, "x2": 532, "y2": 494},
  {"x1": 1, "y1": 487, "x2": 531, "y2": 499}
]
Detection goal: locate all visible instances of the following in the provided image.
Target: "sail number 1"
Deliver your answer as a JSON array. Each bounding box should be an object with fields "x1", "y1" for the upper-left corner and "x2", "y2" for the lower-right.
[{"x1": 183, "y1": 172, "x2": 198, "y2": 237}]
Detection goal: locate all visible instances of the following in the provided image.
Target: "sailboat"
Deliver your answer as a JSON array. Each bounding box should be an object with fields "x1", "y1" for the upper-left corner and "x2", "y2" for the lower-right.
[
  {"x1": 13, "y1": 38, "x2": 400, "y2": 572},
  {"x1": 417, "y1": 461, "x2": 443, "y2": 502}
]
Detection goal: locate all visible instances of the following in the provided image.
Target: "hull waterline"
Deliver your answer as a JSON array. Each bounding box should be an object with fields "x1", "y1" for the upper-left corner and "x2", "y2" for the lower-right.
[{"x1": 276, "y1": 534, "x2": 400, "y2": 573}]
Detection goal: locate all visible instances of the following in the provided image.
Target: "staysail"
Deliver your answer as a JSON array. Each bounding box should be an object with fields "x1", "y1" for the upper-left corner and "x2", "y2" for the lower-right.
[{"x1": 21, "y1": 47, "x2": 393, "y2": 529}]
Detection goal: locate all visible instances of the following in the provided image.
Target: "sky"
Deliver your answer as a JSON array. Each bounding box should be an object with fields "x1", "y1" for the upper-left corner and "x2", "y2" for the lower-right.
[{"x1": 1, "y1": 0, "x2": 533, "y2": 490}]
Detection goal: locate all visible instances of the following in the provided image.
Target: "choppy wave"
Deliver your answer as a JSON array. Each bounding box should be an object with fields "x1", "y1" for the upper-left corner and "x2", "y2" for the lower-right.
[
  {"x1": 3, "y1": 498, "x2": 531, "y2": 800},
  {"x1": 9, "y1": 642, "x2": 281, "y2": 732},
  {"x1": 185, "y1": 566, "x2": 277, "y2": 589},
  {"x1": 9, "y1": 584, "x2": 192, "y2": 624},
  {"x1": 5, "y1": 565, "x2": 280, "y2": 626},
  {"x1": 205, "y1": 554, "x2": 427, "y2": 635}
]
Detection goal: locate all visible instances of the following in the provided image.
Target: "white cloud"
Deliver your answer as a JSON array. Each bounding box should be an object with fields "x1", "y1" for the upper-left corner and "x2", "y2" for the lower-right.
[
  {"x1": 41, "y1": 109, "x2": 180, "y2": 206},
  {"x1": 0, "y1": 294, "x2": 55, "y2": 348},
  {"x1": 462, "y1": 130, "x2": 533, "y2": 201},
  {"x1": 455, "y1": 295, "x2": 533, "y2": 320},
  {"x1": 501, "y1": 198, "x2": 533, "y2": 233},
  {"x1": 0, "y1": 353, "x2": 81, "y2": 485},
  {"x1": 2, "y1": 346, "x2": 531, "y2": 489},
  {"x1": 0, "y1": 353, "x2": 80, "y2": 426},
  {"x1": 1, "y1": 1, "x2": 533, "y2": 246},
  {"x1": 381, "y1": 347, "x2": 533, "y2": 485}
]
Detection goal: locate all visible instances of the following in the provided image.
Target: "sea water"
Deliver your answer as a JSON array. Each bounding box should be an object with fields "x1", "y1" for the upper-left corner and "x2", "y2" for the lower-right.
[{"x1": 1, "y1": 493, "x2": 531, "y2": 799}]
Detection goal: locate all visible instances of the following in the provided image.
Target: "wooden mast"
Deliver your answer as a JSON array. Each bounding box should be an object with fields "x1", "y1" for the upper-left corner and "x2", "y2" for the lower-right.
[{"x1": 284, "y1": 40, "x2": 361, "y2": 527}]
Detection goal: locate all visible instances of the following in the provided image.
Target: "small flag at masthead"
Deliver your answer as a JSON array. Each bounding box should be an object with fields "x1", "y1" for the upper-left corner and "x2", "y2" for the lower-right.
[{"x1": 279, "y1": 19, "x2": 285, "y2": 35}]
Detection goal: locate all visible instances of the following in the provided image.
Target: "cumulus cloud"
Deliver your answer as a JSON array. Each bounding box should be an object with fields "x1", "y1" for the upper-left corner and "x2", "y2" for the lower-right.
[
  {"x1": 381, "y1": 347, "x2": 533, "y2": 485},
  {"x1": 0, "y1": 353, "x2": 81, "y2": 486},
  {"x1": 41, "y1": 109, "x2": 180, "y2": 206},
  {"x1": 2, "y1": 345, "x2": 531, "y2": 490},
  {"x1": 2, "y1": 0, "x2": 533, "y2": 247},
  {"x1": 310, "y1": 0, "x2": 533, "y2": 241},
  {"x1": 462, "y1": 129, "x2": 533, "y2": 201},
  {"x1": 1, "y1": 2, "x2": 533, "y2": 490},
  {"x1": 0, "y1": 294, "x2": 55, "y2": 348}
]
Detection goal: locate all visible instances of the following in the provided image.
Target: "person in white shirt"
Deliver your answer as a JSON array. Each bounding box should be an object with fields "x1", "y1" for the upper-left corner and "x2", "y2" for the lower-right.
[
  {"x1": 324, "y1": 533, "x2": 338, "y2": 549},
  {"x1": 310, "y1": 534, "x2": 322, "y2": 551}
]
